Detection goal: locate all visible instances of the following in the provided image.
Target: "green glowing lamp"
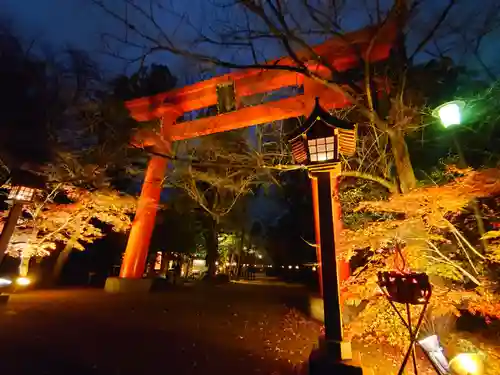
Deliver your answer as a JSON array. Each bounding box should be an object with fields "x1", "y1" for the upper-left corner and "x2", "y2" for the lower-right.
[{"x1": 433, "y1": 100, "x2": 465, "y2": 128}]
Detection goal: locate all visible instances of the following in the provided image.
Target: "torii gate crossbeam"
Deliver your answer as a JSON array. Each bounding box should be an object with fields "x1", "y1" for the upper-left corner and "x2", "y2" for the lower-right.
[{"x1": 112, "y1": 21, "x2": 396, "y2": 288}]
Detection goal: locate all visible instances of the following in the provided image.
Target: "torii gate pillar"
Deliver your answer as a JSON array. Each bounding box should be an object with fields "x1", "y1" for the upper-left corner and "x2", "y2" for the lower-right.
[{"x1": 105, "y1": 110, "x2": 179, "y2": 292}]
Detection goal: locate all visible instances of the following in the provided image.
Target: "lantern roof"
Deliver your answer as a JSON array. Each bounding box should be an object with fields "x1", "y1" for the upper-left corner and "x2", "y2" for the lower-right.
[
  {"x1": 9, "y1": 169, "x2": 46, "y2": 190},
  {"x1": 289, "y1": 98, "x2": 355, "y2": 142}
]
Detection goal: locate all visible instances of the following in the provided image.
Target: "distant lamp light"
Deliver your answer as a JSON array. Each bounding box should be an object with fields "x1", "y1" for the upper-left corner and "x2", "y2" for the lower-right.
[
  {"x1": 257, "y1": 254, "x2": 263, "y2": 259},
  {"x1": 295, "y1": 265, "x2": 299, "y2": 269},
  {"x1": 449, "y1": 353, "x2": 483, "y2": 375},
  {"x1": 154, "y1": 251, "x2": 162, "y2": 271},
  {"x1": 433, "y1": 100, "x2": 465, "y2": 128},
  {"x1": 288, "y1": 265, "x2": 292, "y2": 269},
  {"x1": 312, "y1": 266, "x2": 317, "y2": 272}
]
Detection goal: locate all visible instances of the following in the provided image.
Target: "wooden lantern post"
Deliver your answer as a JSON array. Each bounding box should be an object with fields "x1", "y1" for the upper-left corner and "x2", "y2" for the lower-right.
[{"x1": 289, "y1": 98, "x2": 361, "y2": 374}]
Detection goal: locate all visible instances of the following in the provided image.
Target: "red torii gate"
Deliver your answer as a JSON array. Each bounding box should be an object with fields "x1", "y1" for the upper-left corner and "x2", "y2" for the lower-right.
[{"x1": 111, "y1": 22, "x2": 396, "y2": 290}]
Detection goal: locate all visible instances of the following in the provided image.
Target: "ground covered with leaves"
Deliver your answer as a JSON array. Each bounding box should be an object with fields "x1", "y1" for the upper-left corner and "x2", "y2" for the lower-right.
[{"x1": 0, "y1": 283, "x2": 497, "y2": 375}]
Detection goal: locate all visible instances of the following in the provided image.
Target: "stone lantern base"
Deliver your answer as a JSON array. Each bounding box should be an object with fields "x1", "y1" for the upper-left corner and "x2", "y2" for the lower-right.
[{"x1": 309, "y1": 344, "x2": 363, "y2": 375}]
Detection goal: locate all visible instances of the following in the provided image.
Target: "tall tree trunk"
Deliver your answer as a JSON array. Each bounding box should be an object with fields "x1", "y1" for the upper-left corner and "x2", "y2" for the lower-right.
[
  {"x1": 19, "y1": 254, "x2": 30, "y2": 277},
  {"x1": 236, "y1": 227, "x2": 246, "y2": 278},
  {"x1": 52, "y1": 216, "x2": 90, "y2": 283},
  {"x1": 204, "y1": 216, "x2": 218, "y2": 278},
  {"x1": 53, "y1": 246, "x2": 72, "y2": 283},
  {"x1": 388, "y1": 128, "x2": 416, "y2": 193}
]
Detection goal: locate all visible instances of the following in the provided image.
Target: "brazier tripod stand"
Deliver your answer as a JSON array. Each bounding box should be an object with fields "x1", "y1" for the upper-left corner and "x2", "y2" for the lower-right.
[{"x1": 378, "y1": 271, "x2": 446, "y2": 375}]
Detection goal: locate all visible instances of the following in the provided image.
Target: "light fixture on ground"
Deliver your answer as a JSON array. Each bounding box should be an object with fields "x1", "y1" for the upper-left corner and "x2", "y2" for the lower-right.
[
  {"x1": 289, "y1": 98, "x2": 359, "y2": 375},
  {"x1": 15, "y1": 277, "x2": 31, "y2": 286},
  {"x1": 449, "y1": 353, "x2": 483, "y2": 375}
]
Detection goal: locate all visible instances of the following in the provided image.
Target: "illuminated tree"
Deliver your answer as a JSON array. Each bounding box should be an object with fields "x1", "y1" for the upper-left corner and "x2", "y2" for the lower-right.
[
  {"x1": 0, "y1": 186, "x2": 136, "y2": 278},
  {"x1": 339, "y1": 167, "x2": 500, "y2": 346}
]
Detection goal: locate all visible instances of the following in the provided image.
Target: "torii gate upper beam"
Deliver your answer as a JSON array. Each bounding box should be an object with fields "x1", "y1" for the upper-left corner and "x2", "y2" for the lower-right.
[{"x1": 126, "y1": 22, "x2": 396, "y2": 140}]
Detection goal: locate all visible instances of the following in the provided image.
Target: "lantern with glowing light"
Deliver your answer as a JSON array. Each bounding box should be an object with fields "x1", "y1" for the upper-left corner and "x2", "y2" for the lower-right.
[
  {"x1": 0, "y1": 169, "x2": 46, "y2": 266},
  {"x1": 6, "y1": 169, "x2": 46, "y2": 204},
  {"x1": 288, "y1": 98, "x2": 356, "y2": 172},
  {"x1": 432, "y1": 100, "x2": 465, "y2": 128}
]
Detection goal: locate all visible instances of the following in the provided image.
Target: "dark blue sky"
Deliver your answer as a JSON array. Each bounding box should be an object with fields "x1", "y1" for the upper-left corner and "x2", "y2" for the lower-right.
[
  {"x1": 2, "y1": 1, "x2": 241, "y2": 80},
  {"x1": 3, "y1": 0, "x2": 499, "y2": 79},
  {"x1": 3, "y1": 1, "x2": 104, "y2": 53},
  {"x1": 2, "y1": 0, "x2": 189, "y2": 77}
]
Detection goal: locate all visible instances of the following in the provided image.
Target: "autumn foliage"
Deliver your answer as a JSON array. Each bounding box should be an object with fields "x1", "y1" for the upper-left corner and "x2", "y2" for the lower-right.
[
  {"x1": 0, "y1": 186, "x2": 136, "y2": 259},
  {"x1": 339, "y1": 167, "x2": 500, "y2": 346}
]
